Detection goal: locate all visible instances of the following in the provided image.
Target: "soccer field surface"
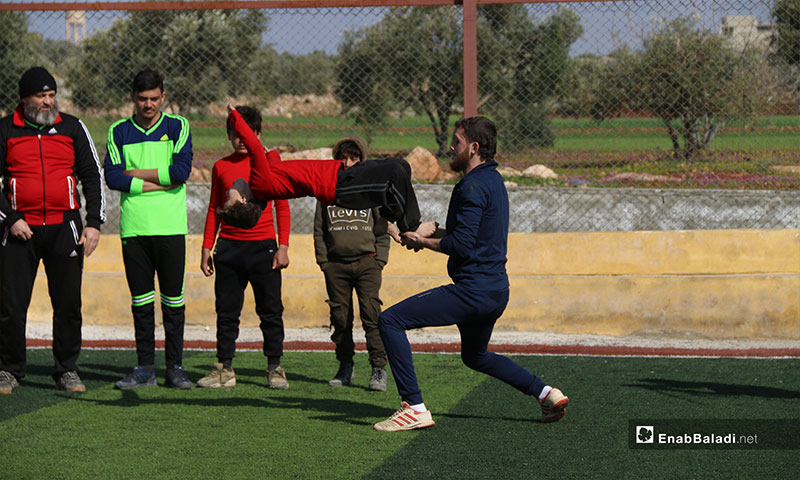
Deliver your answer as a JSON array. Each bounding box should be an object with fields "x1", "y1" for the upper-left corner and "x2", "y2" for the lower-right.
[{"x1": 2, "y1": 349, "x2": 798, "y2": 479}]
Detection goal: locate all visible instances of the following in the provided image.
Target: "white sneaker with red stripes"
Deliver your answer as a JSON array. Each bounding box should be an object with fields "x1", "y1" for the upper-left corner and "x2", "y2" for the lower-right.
[
  {"x1": 540, "y1": 387, "x2": 569, "y2": 423},
  {"x1": 373, "y1": 402, "x2": 435, "y2": 431}
]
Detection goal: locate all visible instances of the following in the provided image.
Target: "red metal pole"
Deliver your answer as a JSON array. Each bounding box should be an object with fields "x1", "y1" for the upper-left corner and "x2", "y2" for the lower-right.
[{"x1": 462, "y1": 0, "x2": 478, "y2": 117}]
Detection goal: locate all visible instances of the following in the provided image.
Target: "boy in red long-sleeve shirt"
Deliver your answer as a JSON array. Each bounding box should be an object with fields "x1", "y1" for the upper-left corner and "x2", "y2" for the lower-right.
[
  {"x1": 227, "y1": 106, "x2": 435, "y2": 238},
  {"x1": 198, "y1": 106, "x2": 291, "y2": 390}
]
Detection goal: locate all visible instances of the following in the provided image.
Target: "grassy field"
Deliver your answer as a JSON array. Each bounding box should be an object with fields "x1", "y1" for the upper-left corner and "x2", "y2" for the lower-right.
[
  {"x1": 2, "y1": 349, "x2": 799, "y2": 479},
  {"x1": 81, "y1": 114, "x2": 800, "y2": 189},
  {"x1": 82, "y1": 115, "x2": 800, "y2": 155}
]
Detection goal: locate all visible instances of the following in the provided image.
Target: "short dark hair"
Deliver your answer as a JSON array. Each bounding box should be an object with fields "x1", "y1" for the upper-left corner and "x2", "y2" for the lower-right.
[
  {"x1": 216, "y1": 200, "x2": 265, "y2": 230},
  {"x1": 334, "y1": 140, "x2": 362, "y2": 161},
  {"x1": 454, "y1": 116, "x2": 497, "y2": 162},
  {"x1": 131, "y1": 69, "x2": 164, "y2": 94},
  {"x1": 226, "y1": 105, "x2": 262, "y2": 135}
]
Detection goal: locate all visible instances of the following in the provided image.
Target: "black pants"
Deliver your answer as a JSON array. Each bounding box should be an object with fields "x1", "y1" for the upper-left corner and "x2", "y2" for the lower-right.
[
  {"x1": 323, "y1": 256, "x2": 386, "y2": 368},
  {"x1": 0, "y1": 215, "x2": 84, "y2": 380},
  {"x1": 214, "y1": 238, "x2": 284, "y2": 362},
  {"x1": 335, "y1": 157, "x2": 421, "y2": 233},
  {"x1": 121, "y1": 235, "x2": 186, "y2": 368}
]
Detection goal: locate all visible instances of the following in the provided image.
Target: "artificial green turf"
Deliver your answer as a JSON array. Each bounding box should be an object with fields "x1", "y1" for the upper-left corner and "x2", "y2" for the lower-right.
[{"x1": 2, "y1": 350, "x2": 799, "y2": 479}]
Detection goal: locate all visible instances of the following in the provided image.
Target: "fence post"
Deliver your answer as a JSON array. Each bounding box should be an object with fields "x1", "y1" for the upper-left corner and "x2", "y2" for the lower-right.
[{"x1": 462, "y1": 0, "x2": 478, "y2": 117}]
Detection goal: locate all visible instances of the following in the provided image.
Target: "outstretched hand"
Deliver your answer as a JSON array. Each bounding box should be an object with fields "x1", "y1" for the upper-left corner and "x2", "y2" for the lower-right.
[{"x1": 227, "y1": 104, "x2": 236, "y2": 114}]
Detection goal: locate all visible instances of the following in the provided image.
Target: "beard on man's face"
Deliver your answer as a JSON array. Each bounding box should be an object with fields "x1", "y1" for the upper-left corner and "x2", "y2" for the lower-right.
[
  {"x1": 449, "y1": 147, "x2": 470, "y2": 173},
  {"x1": 23, "y1": 99, "x2": 59, "y2": 126}
]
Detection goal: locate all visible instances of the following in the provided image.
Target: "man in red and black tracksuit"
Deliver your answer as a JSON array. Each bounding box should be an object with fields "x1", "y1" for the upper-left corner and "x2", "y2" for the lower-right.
[{"x1": 0, "y1": 67, "x2": 105, "y2": 395}]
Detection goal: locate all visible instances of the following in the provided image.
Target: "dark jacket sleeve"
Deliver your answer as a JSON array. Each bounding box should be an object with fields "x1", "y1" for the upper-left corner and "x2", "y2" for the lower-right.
[
  {"x1": 166, "y1": 116, "x2": 192, "y2": 184},
  {"x1": 438, "y1": 180, "x2": 486, "y2": 259},
  {"x1": 313, "y1": 201, "x2": 328, "y2": 266},
  {"x1": 0, "y1": 119, "x2": 22, "y2": 227},
  {"x1": 373, "y1": 207, "x2": 390, "y2": 268},
  {"x1": 72, "y1": 117, "x2": 105, "y2": 229}
]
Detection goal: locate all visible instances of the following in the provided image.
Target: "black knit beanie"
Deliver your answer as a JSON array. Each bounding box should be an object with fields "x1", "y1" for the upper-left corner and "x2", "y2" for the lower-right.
[{"x1": 19, "y1": 67, "x2": 57, "y2": 99}]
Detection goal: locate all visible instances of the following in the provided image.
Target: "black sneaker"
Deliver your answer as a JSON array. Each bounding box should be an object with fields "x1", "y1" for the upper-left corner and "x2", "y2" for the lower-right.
[
  {"x1": 115, "y1": 366, "x2": 157, "y2": 390},
  {"x1": 165, "y1": 365, "x2": 193, "y2": 390},
  {"x1": 328, "y1": 362, "x2": 354, "y2": 387}
]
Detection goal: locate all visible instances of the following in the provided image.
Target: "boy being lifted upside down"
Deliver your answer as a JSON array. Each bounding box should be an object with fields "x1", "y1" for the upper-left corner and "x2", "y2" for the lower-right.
[{"x1": 226, "y1": 105, "x2": 435, "y2": 240}]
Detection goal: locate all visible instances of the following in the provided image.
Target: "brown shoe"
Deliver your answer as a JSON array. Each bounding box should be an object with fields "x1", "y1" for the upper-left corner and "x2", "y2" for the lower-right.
[
  {"x1": 267, "y1": 366, "x2": 289, "y2": 390},
  {"x1": 55, "y1": 371, "x2": 86, "y2": 393},
  {"x1": 197, "y1": 363, "x2": 236, "y2": 388},
  {"x1": 0, "y1": 370, "x2": 19, "y2": 394}
]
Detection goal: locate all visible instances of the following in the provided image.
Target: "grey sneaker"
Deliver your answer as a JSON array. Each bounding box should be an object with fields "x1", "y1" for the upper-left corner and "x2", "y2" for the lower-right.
[
  {"x1": 197, "y1": 363, "x2": 236, "y2": 388},
  {"x1": 328, "y1": 362, "x2": 354, "y2": 387},
  {"x1": 115, "y1": 366, "x2": 157, "y2": 390},
  {"x1": 0, "y1": 370, "x2": 19, "y2": 394},
  {"x1": 165, "y1": 365, "x2": 193, "y2": 390},
  {"x1": 55, "y1": 371, "x2": 86, "y2": 393},
  {"x1": 267, "y1": 366, "x2": 289, "y2": 390},
  {"x1": 368, "y1": 367, "x2": 387, "y2": 392}
]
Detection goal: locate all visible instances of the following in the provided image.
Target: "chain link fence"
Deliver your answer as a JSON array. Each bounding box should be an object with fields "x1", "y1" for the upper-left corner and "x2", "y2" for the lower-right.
[{"x1": 3, "y1": 0, "x2": 799, "y2": 233}]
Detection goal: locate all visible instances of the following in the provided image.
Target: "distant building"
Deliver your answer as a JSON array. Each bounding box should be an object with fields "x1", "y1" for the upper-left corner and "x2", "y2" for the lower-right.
[
  {"x1": 720, "y1": 15, "x2": 773, "y2": 52},
  {"x1": 66, "y1": 11, "x2": 86, "y2": 44}
]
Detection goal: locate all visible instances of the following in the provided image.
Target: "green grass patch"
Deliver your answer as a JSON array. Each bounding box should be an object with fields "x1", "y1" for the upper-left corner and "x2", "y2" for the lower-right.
[
  {"x1": 2, "y1": 349, "x2": 799, "y2": 479},
  {"x1": 83, "y1": 114, "x2": 800, "y2": 159},
  {"x1": 78, "y1": 114, "x2": 800, "y2": 188}
]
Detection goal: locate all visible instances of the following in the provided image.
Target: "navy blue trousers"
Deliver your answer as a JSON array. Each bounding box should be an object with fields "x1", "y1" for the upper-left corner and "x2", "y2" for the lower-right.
[{"x1": 379, "y1": 283, "x2": 546, "y2": 405}]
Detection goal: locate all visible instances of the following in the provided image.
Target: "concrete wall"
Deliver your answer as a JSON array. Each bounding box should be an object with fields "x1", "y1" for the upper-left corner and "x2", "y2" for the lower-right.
[
  {"x1": 27, "y1": 229, "x2": 800, "y2": 340},
  {"x1": 99, "y1": 185, "x2": 800, "y2": 234}
]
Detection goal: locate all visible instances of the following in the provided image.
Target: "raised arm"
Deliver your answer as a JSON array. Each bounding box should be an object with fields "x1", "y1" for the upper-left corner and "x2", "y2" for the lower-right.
[{"x1": 227, "y1": 105, "x2": 274, "y2": 199}]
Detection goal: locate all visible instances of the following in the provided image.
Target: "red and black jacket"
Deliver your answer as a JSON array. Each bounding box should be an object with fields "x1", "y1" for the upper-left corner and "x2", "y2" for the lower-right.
[{"x1": 0, "y1": 104, "x2": 105, "y2": 229}]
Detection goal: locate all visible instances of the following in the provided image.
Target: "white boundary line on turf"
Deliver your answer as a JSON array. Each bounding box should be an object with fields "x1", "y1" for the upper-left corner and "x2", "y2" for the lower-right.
[{"x1": 33, "y1": 345, "x2": 796, "y2": 359}]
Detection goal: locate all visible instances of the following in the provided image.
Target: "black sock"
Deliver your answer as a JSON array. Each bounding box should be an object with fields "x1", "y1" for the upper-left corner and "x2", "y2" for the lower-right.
[
  {"x1": 267, "y1": 356, "x2": 280, "y2": 371},
  {"x1": 141, "y1": 365, "x2": 154, "y2": 374},
  {"x1": 221, "y1": 359, "x2": 232, "y2": 369}
]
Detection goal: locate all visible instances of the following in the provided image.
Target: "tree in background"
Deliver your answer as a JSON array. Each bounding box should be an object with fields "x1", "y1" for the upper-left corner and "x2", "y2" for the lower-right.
[
  {"x1": 336, "y1": 7, "x2": 461, "y2": 153},
  {"x1": 0, "y1": 12, "x2": 39, "y2": 112},
  {"x1": 258, "y1": 50, "x2": 336, "y2": 97},
  {"x1": 557, "y1": 54, "x2": 603, "y2": 119},
  {"x1": 67, "y1": 10, "x2": 267, "y2": 112},
  {"x1": 591, "y1": 17, "x2": 773, "y2": 160},
  {"x1": 771, "y1": 0, "x2": 800, "y2": 94},
  {"x1": 479, "y1": 5, "x2": 582, "y2": 150},
  {"x1": 336, "y1": 5, "x2": 581, "y2": 155}
]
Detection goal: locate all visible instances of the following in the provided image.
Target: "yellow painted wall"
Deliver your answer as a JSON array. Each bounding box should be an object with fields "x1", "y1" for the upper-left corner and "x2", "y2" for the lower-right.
[{"x1": 27, "y1": 230, "x2": 800, "y2": 339}]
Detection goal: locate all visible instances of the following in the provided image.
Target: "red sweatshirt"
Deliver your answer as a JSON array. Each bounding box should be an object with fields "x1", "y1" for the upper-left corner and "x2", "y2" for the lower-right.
[
  {"x1": 228, "y1": 109, "x2": 342, "y2": 205},
  {"x1": 202, "y1": 151, "x2": 290, "y2": 249}
]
